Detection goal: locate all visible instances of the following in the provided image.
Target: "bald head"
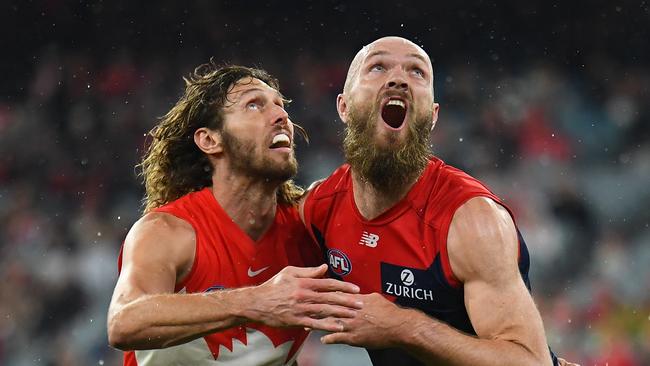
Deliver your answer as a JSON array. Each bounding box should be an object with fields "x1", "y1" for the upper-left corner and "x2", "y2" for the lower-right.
[{"x1": 343, "y1": 36, "x2": 434, "y2": 95}]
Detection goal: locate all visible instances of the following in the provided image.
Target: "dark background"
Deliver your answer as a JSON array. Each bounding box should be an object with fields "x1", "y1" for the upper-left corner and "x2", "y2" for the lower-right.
[{"x1": 1, "y1": 1, "x2": 649, "y2": 365}]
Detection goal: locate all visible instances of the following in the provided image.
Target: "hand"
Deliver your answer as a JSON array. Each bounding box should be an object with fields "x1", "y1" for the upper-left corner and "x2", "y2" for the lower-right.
[
  {"x1": 244, "y1": 264, "x2": 363, "y2": 332},
  {"x1": 558, "y1": 358, "x2": 580, "y2": 366},
  {"x1": 320, "y1": 292, "x2": 408, "y2": 348}
]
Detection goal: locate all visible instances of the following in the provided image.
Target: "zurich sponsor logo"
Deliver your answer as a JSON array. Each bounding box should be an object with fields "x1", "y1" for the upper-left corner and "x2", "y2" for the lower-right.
[
  {"x1": 327, "y1": 249, "x2": 352, "y2": 276},
  {"x1": 400, "y1": 269, "x2": 415, "y2": 286},
  {"x1": 381, "y1": 263, "x2": 435, "y2": 302}
]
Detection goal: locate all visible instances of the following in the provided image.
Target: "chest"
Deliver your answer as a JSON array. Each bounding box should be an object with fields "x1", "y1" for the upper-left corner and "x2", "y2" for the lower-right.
[
  {"x1": 320, "y1": 208, "x2": 438, "y2": 293},
  {"x1": 315, "y1": 203, "x2": 471, "y2": 321},
  {"x1": 183, "y1": 222, "x2": 303, "y2": 294}
]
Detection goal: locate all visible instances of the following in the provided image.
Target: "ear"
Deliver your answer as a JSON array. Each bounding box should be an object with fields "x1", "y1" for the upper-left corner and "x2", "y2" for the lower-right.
[
  {"x1": 194, "y1": 127, "x2": 223, "y2": 155},
  {"x1": 336, "y1": 93, "x2": 349, "y2": 124},
  {"x1": 430, "y1": 102, "x2": 440, "y2": 131}
]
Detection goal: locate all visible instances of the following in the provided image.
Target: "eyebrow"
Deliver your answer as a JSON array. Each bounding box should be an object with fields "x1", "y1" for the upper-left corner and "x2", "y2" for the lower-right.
[
  {"x1": 365, "y1": 50, "x2": 429, "y2": 65},
  {"x1": 236, "y1": 87, "x2": 281, "y2": 101}
]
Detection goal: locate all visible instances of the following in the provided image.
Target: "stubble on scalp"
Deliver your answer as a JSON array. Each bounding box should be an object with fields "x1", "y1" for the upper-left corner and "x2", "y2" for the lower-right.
[{"x1": 343, "y1": 46, "x2": 370, "y2": 95}]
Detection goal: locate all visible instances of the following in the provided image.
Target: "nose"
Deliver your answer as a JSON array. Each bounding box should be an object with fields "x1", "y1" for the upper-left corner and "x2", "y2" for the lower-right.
[
  {"x1": 385, "y1": 70, "x2": 408, "y2": 91},
  {"x1": 271, "y1": 104, "x2": 289, "y2": 126}
]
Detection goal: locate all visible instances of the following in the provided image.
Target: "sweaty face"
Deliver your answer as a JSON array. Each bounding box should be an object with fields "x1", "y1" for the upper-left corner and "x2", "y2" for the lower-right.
[
  {"x1": 342, "y1": 37, "x2": 438, "y2": 194},
  {"x1": 220, "y1": 78, "x2": 298, "y2": 182}
]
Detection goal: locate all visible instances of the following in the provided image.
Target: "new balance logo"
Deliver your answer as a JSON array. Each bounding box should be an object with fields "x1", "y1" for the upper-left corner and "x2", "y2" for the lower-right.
[{"x1": 359, "y1": 231, "x2": 379, "y2": 247}]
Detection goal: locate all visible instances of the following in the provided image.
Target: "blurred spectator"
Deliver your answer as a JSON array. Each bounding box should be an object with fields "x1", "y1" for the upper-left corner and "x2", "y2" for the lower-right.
[{"x1": 1, "y1": 1, "x2": 648, "y2": 365}]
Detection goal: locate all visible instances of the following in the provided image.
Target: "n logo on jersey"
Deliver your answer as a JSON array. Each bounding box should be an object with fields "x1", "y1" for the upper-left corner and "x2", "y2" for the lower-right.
[
  {"x1": 359, "y1": 231, "x2": 379, "y2": 247},
  {"x1": 327, "y1": 249, "x2": 352, "y2": 276}
]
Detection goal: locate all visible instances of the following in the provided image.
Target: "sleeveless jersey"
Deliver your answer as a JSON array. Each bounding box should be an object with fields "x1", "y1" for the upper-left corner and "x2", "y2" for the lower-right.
[
  {"x1": 118, "y1": 187, "x2": 321, "y2": 366},
  {"x1": 303, "y1": 157, "x2": 558, "y2": 366}
]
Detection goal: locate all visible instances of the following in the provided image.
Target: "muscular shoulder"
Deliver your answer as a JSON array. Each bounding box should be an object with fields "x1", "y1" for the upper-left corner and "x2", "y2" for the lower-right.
[
  {"x1": 306, "y1": 165, "x2": 351, "y2": 201},
  {"x1": 447, "y1": 197, "x2": 519, "y2": 284},
  {"x1": 298, "y1": 165, "x2": 350, "y2": 224},
  {"x1": 414, "y1": 160, "x2": 496, "y2": 220},
  {"x1": 129, "y1": 212, "x2": 195, "y2": 243},
  {"x1": 434, "y1": 162, "x2": 493, "y2": 197},
  {"x1": 123, "y1": 212, "x2": 196, "y2": 279}
]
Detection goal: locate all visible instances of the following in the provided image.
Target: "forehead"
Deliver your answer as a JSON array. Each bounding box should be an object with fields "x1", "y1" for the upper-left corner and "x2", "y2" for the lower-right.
[
  {"x1": 363, "y1": 38, "x2": 431, "y2": 68},
  {"x1": 228, "y1": 77, "x2": 277, "y2": 97}
]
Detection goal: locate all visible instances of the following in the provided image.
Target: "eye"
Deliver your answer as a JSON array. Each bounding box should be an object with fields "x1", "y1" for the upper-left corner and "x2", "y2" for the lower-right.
[
  {"x1": 370, "y1": 64, "x2": 385, "y2": 72},
  {"x1": 246, "y1": 101, "x2": 261, "y2": 110},
  {"x1": 412, "y1": 68, "x2": 425, "y2": 78}
]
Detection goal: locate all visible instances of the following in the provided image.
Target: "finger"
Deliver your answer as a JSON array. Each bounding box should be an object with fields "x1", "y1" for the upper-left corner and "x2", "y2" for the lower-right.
[
  {"x1": 291, "y1": 264, "x2": 329, "y2": 279},
  {"x1": 308, "y1": 291, "x2": 364, "y2": 309},
  {"x1": 304, "y1": 318, "x2": 346, "y2": 333},
  {"x1": 557, "y1": 358, "x2": 579, "y2": 366},
  {"x1": 302, "y1": 304, "x2": 358, "y2": 319},
  {"x1": 303, "y1": 278, "x2": 361, "y2": 294},
  {"x1": 320, "y1": 332, "x2": 350, "y2": 345},
  {"x1": 557, "y1": 358, "x2": 580, "y2": 366}
]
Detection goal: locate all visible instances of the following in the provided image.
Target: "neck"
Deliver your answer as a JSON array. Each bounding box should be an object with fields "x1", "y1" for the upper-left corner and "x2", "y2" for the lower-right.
[
  {"x1": 210, "y1": 170, "x2": 280, "y2": 242},
  {"x1": 350, "y1": 170, "x2": 418, "y2": 221}
]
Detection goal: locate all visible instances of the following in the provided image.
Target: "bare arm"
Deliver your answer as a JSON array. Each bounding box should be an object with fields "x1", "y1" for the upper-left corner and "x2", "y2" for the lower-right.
[
  {"x1": 322, "y1": 197, "x2": 552, "y2": 366},
  {"x1": 399, "y1": 197, "x2": 551, "y2": 365},
  {"x1": 107, "y1": 212, "x2": 362, "y2": 351}
]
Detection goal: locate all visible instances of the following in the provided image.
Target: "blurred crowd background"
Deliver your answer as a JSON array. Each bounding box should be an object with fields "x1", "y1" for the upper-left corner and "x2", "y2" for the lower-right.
[{"x1": 1, "y1": 1, "x2": 649, "y2": 365}]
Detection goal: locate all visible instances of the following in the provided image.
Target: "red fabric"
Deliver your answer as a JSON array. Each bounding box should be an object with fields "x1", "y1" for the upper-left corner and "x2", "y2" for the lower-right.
[
  {"x1": 303, "y1": 157, "x2": 504, "y2": 290},
  {"x1": 119, "y1": 188, "x2": 318, "y2": 365}
]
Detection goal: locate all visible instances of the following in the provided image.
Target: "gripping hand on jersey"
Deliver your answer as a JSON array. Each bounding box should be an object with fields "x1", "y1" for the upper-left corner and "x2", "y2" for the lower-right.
[
  {"x1": 242, "y1": 264, "x2": 364, "y2": 332},
  {"x1": 320, "y1": 292, "x2": 407, "y2": 348}
]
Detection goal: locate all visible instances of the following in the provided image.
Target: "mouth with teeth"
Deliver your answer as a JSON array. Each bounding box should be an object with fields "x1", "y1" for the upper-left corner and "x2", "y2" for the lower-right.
[
  {"x1": 269, "y1": 133, "x2": 292, "y2": 150},
  {"x1": 381, "y1": 98, "x2": 408, "y2": 129}
]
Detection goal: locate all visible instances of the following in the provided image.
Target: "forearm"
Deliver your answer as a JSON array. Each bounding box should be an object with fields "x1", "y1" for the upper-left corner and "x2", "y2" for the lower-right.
[
  {"x1": 395, "y1": 309, "x2": 551, "y2": 366},
  {"x1": 108, "y1": 287, "x2": 252, "y2": 350}
]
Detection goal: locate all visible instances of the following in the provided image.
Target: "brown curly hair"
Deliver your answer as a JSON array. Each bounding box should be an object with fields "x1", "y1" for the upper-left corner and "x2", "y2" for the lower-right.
[{"x1": 139, "y1": 62, "x2": 307, "y2": 213}]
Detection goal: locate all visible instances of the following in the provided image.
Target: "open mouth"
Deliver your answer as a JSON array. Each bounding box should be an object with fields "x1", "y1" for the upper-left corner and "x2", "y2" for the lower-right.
[
  {"x1": 381, "y1": 98, "x2": 407, "y2": 129},
  {"x1": 269, "y1": 133, "x2": 291, "y2": 149}
]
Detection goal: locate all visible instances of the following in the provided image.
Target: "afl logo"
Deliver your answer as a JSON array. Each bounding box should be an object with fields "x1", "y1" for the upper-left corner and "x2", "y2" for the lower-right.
[{"x1": 327, "y1": 249, "x2": 352, "y2": 276}]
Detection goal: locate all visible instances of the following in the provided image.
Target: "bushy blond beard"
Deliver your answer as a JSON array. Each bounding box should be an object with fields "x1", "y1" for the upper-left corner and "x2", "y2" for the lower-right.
[{"x1": 343, "y1": 101, "x2": 433, "y2": 197}]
